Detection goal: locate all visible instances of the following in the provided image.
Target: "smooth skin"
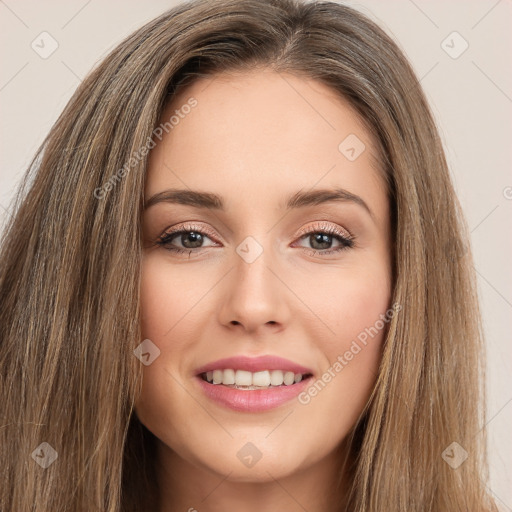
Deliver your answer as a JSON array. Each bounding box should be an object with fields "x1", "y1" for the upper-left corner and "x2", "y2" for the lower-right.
[{"x1": 136, "y1": 69, "x2": 392, "y2": 511}]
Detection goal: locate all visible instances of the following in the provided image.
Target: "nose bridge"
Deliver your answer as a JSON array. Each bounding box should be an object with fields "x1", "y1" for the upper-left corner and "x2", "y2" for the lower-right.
[
  {"x1": 233, "y1": 233, "x2": 279, "y2": 302},
  {"x1": 218, "y1": 232, "x2": 288, "y2": 331}
]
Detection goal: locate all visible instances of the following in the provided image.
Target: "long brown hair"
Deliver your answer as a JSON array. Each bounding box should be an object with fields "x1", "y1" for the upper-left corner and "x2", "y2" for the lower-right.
[{"x1": 0, "y1": 0, "x2": 496, "y2": 510}]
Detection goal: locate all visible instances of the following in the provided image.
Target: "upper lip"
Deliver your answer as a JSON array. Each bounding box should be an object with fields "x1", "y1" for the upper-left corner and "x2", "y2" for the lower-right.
[{"x1": 195, "y1": 355, "x2": 313, "y2": 376}]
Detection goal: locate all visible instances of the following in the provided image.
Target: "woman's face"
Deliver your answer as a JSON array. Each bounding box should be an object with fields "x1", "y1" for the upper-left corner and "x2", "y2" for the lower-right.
[{"x1": 136, "y1": 69, "x2": 392, "y2": 483}]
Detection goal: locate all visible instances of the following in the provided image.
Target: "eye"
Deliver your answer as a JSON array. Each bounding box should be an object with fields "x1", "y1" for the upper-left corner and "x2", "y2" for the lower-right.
[
  {"x1": 156, "y1": 223, "x2": 218, "y2": 256},
  {"x1": 292, "y1": 221, "x2": 355, "y2": 256},
  {"x1": 155, "y1": 221, "x2": 356, "y2": 258}
]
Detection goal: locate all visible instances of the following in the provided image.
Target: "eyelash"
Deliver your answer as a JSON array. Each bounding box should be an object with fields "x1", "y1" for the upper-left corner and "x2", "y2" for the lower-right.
[{"x1": 156, "y1": 222, "x2": 356, "y2": 257}]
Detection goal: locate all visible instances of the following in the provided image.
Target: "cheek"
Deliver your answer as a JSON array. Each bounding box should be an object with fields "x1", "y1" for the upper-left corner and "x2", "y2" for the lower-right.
[
  {"x1": 140, "y1": 256, "x2": 171, "y2": 338},
  {"x1": 294, "y1": 264, "x2": 391, "y2": 424},
  {"x1": 300, "y1": 262, "x2": 391, "y2": 348},
  {"x1": 139, "y1": 254, "x2": 209, "y2": 341},
  {"x1": 136, "y1": 257, "x2": 199, "y2": 447}
]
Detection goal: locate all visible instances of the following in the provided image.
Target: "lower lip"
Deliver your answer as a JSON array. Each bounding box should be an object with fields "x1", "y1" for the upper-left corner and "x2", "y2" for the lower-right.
[{"x1": 196, "y1": 375, "x2": 312, "y2": 412}]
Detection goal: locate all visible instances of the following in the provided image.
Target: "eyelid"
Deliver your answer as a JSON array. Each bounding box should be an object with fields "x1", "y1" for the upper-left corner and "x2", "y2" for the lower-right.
[
  {"x1": 294, "y1": 220, "x2": 353, "y2": 241},
  {"x1": 160, "y1": 222, "x2": 220, "y2": 241},
  {"x1": 156, "y1": 219, "x2": 356, "y2": 258},
  {"x1": 160, "y1": 220, "x2": 353, "y2": 243}
]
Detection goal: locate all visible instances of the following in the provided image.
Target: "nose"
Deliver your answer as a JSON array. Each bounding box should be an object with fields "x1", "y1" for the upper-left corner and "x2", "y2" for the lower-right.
[{"x1": 217, "y1": 241, "x2": 290, "y2": 334}]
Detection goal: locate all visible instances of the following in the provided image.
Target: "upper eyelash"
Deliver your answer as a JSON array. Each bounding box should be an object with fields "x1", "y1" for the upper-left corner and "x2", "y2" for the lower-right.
[
  {"x1": 156, "y1": 222, "x2": 355, "y2": 255},
  {"x1": 294, "y1": 223, "x2": 355, "y2": 251},
  {"x1": 156, "y1": 223, "x2": 218, "y2": 254}
]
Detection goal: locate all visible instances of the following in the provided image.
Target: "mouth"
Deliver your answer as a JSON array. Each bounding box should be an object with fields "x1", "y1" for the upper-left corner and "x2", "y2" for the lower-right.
[
  {"x1": 194, "y1": 356, "x2": 314, "y2": 412},
  {"x1": 199, "y1": 369, "x2": 313, "y2": 390}
]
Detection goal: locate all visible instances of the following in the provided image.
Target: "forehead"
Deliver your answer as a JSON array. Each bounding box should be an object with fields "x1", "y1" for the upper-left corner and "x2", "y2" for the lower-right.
[{"x1": 146, "y1": 69, "x2": 386, "y2": 218}]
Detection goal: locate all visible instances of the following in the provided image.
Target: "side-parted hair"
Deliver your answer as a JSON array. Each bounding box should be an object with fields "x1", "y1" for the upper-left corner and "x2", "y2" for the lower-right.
[{"x1": 0, "y1": 1, "x2": 496, "y2": 511}]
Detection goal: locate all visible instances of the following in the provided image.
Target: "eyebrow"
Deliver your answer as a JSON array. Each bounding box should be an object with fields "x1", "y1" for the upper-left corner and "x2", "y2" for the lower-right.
[{"x1": 144, "y1": 187, "x2": 374, "y2": 219}]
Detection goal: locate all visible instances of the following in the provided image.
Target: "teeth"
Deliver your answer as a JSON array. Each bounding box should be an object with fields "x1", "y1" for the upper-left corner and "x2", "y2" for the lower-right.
[
  {"x1": 252, "y1": 370, "x2": 271, "y2": 387},
  {"x1": 202, "y1": 369, "x2": 307, "y2": 387},
  {"x1": 222, "y1": 368, "x2": 235, "y2": 385},
  {"x1": 284, "y1": 371, "x2": 295, "y2": 385},
  {"x1": 235, "y1": 370, "x2": 252, "y2": 386},
  {"x1": 270, "y1": 370, "x2": 284, "y2": 386}
]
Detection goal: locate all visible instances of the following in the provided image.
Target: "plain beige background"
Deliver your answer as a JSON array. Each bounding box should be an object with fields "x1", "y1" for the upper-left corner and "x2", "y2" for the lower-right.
[{"x1": 1, "y1": 0, "x2": 511, "y2": 508}]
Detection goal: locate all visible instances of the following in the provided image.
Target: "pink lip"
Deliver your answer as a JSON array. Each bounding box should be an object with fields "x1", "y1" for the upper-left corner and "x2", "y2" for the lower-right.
[
  {"x1": 195, "y1": 375, "x2": 313, "y2": 412},
  {"x1": 195, "y1": 355, "x2": 313, "y2": 375},
  {"x1": 194, "y1": 355, "x2": 314, "y2": 413}
]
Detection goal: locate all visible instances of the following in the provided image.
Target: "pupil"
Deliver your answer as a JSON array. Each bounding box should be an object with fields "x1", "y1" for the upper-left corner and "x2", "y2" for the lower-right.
[
  {"x1": 182, "y1": 231, "x2": 203, "y2": 248},
  {"x1": 310, "y1": 233, "x2": 331, "y2": 250}
]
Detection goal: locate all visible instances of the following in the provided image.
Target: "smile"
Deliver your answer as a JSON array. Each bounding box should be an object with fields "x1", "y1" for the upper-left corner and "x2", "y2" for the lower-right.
[
  {"x1": 200, "y1": 369, "x2": 308, "y2": 388},
  {"x1": 194, "y1": 355, "x2": 314, "y2": 412}
]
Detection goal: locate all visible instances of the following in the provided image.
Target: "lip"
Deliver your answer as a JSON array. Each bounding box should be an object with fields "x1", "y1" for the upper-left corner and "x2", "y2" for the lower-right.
[
  {"x1": 195, "y1": 374, "x2": 313, "y2": 412},
  {"x1": 195, "y1": 355, "x2": 313, "y2": 375},
  {"x1": 194, "y1": 355, "x2": 314, "y2": 413}
]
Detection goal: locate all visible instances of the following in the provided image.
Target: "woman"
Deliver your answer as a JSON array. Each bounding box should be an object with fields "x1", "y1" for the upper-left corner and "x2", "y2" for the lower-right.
[{"x1": 0, "y1": 0, "x2": 497, "y2": 510}]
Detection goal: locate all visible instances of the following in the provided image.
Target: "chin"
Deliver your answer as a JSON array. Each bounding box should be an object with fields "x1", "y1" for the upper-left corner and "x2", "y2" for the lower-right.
[
  {"x1": 187, "y1": 434, "x2": 310, "y2": 482},
  {"x1": 204, "y1": 453, "x2": 304, "y2": 483}
]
